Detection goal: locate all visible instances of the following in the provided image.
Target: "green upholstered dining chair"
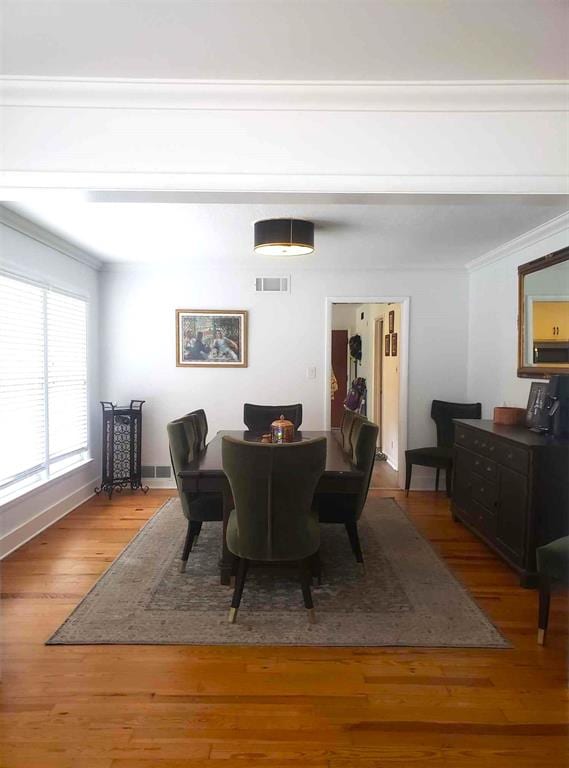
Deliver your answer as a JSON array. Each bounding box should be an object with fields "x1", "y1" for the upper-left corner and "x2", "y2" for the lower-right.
[
  {"x1": 340, "y1": 409, "x2": 357, "y2": 452},
  {"x1": 186, "y1": 408, "x2": 208, "y2": 451},
  {"x1": 167, "y1": 417, "x2": 222, "y2": 572},
  {"x1": 536, "y1": 536, "x2": 569, "y2": 645},
  {"x1": 405, "y1": 400, "x2": 481, "y2": 497},
  {"x1": 314, "y1": 414, "x2": 379, "y2": 568},
  {"x1": 243, "y1": 403, "x2": 303, "y2": 433},
  {"x1": 221, "y1": 435, "x2": 327, "y2": 624}
]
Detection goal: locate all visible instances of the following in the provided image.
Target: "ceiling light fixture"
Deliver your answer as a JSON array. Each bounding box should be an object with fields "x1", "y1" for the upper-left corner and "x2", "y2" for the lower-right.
[{"x1": 254, "y1": 218, "x2": 314, "y2": 256}]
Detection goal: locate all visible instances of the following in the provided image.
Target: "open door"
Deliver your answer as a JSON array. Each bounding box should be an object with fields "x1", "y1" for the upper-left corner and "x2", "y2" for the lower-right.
[
  {"x1": 373, "y1": 317, "x2": 383, "y2": 452},
  {"x1": 331, "y1": 329, "x2": 348, "y2": 427}
]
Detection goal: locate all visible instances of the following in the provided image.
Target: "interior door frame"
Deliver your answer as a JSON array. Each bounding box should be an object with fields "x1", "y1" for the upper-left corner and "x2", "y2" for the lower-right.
[
  {"x1": 373, "y1": 316, "x2": 384, "y2": 452},
  {"x1": 324, "y1": 296, "x2": 409, "y2": 489}
]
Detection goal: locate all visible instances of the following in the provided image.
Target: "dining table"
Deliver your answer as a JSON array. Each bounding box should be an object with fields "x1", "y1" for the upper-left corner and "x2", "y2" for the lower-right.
[{"x1": 178, "y1": 430, "x2": 364, "y2": 585}]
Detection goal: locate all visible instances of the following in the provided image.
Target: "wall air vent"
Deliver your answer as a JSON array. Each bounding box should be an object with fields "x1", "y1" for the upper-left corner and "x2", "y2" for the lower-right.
[
  {"x1": 255, "y1": 276, "x2": 290, "y2": 293},
  {"x1": 142, "y1": 465, "x2": 171, "y2": 479}
]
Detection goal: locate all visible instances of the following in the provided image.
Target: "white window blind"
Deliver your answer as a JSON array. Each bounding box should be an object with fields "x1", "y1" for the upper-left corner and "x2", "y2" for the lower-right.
[
  {"x1": 0, "y1": 273, "x2": 88, "y2": 496},
  {"x1": 47, "y1": 291, "x2": 88, "y2": 462}
]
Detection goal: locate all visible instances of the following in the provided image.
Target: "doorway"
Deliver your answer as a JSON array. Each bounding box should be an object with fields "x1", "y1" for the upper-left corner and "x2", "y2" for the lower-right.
[{"x1": 327, "y1": 298, "x2": 407, "y2": 489}]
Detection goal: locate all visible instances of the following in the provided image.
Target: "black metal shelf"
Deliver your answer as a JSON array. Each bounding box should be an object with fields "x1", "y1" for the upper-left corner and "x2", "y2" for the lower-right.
[{"x1": 95, "y1": 400, "x2": 149, "y2": 499}]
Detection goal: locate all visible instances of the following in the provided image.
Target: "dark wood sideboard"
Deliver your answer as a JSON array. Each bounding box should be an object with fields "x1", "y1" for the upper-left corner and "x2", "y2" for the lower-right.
[{"x1": 451, "y1": 419, "x2": 569, "y2": 587}]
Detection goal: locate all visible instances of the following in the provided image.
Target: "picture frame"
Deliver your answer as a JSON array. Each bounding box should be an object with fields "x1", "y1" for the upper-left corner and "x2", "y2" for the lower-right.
[
  {"x1": 176, "y1": 309, "x2": 248, "y2": 368},
  {"x1": 525, "y1": 380, "x2": 550, "y2": 431},
  {"x1": 388, "y1": 309, "x2": 395, "y2": 334},
  {"x1": 391, "y1": 332, "x2": 398, "y2": 357},
  {"x1": 384, "y1": 334, "x2": 391, "y2": 357}
]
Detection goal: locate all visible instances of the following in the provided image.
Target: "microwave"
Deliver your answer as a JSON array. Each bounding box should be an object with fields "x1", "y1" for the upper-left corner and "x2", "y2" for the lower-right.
[{"x1": 533, "y1": 342, "x2": 569, "y2": 364}]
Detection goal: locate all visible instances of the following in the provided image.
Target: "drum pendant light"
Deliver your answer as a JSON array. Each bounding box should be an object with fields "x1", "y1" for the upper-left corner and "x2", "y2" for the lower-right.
[{"x1": 254, "y1": 218, "x2": 314, "y2": 256}]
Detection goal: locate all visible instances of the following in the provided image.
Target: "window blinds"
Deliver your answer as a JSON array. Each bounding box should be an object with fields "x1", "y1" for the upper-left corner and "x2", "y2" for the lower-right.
[{"x1": 0, "y1": 273, "x2": 88, "y2": 494}]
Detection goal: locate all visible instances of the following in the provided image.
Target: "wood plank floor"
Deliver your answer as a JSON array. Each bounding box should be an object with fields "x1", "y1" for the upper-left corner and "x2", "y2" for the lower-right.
[{"x1": 1, "y1": 489, "x2": 567, "y2": 768}]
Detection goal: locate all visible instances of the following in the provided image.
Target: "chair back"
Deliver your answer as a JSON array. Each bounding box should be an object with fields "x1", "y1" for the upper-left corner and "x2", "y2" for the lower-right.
[
  {"x1": 222, "y1": 436, "x2": 326, "y2": 561},
  {"x1": 340, "y1": 409, "x2": 357, "y2": 452},
  {"x1": 186, "y1": 408, "x2": 208, "y2": 450},
  {"x1": 167, "y1": 419, "x2": 198, "y2": 519},
  {"x1": 350, "y1": 416, "x2": 379, "y2": 520},
  {"x1": 431, "y1": 400, "x2": 482, "y2": 449},
  {"x1": 243, "y1": 403, "x2": 303, "y2": 433}
]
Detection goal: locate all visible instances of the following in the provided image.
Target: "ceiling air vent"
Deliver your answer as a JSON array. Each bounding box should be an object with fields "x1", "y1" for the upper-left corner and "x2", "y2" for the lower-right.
[{"x1": 255, "y1": 276, "x2": 290, "y2": 293}]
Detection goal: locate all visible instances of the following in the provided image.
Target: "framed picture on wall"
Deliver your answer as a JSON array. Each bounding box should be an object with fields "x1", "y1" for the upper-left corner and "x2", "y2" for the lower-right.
[
  {"x1": 525, "y1": 380, "x2": 550, "y2": 431},
  {"x1": 388, "y1": 309, "x2": 395, "y2": 334},
  {"x1": 391, "y1": 332, "x2": 398, "y2": 356},
  {"x1": 384, "y1": 334, "x2": 391, "y2": 357},
  {"x1": 176, "y1": 309, "x2": 248, "y2": 367}
]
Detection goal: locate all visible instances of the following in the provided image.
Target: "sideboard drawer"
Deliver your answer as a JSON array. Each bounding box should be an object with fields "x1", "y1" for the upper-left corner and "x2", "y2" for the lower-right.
[
  {"x1": 455, "y1": 425, "x2": 475, "y2": 449},
  {"x1": 498, "y1": 443, "x2": 529, "y2": 475},
  {"x1": 471, "y1": 454, "x2": 497, "y2": 481},
  {"x1": 472, "y1": 475, "x2": 498, "y2": 510},
  {"x1": 472, "y1": 433, "x2": 498, "y2": 459}
]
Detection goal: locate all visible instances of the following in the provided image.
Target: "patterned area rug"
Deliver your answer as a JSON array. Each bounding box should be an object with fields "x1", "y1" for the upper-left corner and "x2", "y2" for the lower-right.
[{"x1": 47, "y1": 497, "x2": 508, "y2": 647}]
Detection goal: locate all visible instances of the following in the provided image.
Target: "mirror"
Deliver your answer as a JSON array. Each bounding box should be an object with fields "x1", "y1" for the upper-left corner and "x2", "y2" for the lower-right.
[{"x1": 518, "y1": 246, "x2": 569, "y2": 378}]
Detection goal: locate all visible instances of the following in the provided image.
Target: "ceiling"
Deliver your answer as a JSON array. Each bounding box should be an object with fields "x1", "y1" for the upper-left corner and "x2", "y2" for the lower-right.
[
  {"x1": 3, "y1": 0, "x2": 568, "y2": 81},
  {"x1": 6, "y1": 195, "x2": 569, "y2": 270}
]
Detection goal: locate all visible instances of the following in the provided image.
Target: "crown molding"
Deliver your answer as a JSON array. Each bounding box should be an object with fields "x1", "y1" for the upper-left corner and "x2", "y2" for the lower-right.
[
  {"x1": 466, "y1": 211, "x2": 569, "y2": 272},
  {"x1": 0, "y1": 205, "x2": 103, "y2": 271},
  {"x1": 2, "y1": 77, "x2": 568, "y2": 112},
  {"x1": 2, "y1": 172, "x2": 568, "y2": 196}
]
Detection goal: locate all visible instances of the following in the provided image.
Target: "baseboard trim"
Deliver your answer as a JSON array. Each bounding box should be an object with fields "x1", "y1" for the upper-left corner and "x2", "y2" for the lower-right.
[
  {"x1": 0, "y1": 477, "x2": 100, "y2": 559},
  {"x1": 145, "y1": 478, "x2": 177, "y2": 489}
]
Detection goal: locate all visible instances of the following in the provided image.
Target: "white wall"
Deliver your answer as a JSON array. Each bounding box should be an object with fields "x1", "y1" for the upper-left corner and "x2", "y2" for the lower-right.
[
  {"x1": 0, "y1": 224, "x2": 100, "y2": 556},
  {"x1": 468, "y1": 228, "x2": 569, "y2": 415},
  {"x1": 101, "y1": 264, "x2": 468, "y2": 488},
  {"x1": 4, "y1": 0, "x2": 568, "y2": 80}
]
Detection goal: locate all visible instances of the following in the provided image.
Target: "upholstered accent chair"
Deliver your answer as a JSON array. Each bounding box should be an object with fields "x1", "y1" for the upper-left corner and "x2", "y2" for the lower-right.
[
  {"x1": 405, "y1": 400, "x2": 481, "y2": 496},
  {"x1": 340, "y1": 408, "x2": 357, "y2": 452},
  {"x1": 167, "y1": 417, "x2": 222, "y2": 572},
  {"x1": 186, "y1": 408, "x2": 208, "y2": 450},
  {"x1": 536, "y1": 536, "x2": 569, "y2": 645},
  {"x1": 221, "y1": 435, "x2": 327, "y2": 623},
  {"x1": 243, "y1": 403, "x2": 303, "y2": 433},
  {"x1": 314, "y1": 414, "x2": 378, "y2": 567}
]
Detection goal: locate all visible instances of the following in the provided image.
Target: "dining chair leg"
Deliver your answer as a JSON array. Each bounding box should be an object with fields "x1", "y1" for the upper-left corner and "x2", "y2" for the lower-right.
[
  {"x1": 445, "y1": 465, "x2": 452, "y2": 498},
  {"x1": 344, "y1": 521, "x2": 365, "y2": 570},
  {"x1": 435, "y1": 468, "x2": 440, "y2": 492},
  {"x1": 309, "y1": 550, "x2": 322, "y2": 585},
  {"x1": 181, "y1": 520, "x2": 201, "y2": 572},
  {"x1": 538, "y1": 574, "x2": 551, "y2": 645},
  {"x1": 405, "y1": 461, "x2": 412, "y2": 497},
  {"x1": 228, "y1": 557, "x2": 249, "y2": 624},
  {"x1": 299, "y1": 558, "x2": 316, "y2": 623}
]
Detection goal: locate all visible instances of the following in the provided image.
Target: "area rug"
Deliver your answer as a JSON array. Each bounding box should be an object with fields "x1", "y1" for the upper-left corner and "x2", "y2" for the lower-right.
[{"x1": 47, "y1": 497, "x2": 508, "y2": 647}]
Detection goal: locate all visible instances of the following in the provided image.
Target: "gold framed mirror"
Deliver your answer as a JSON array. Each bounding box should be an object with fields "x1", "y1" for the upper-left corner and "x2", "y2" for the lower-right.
[{"x1": 518, "y1": 246, "x2": 569, "y2": 378}]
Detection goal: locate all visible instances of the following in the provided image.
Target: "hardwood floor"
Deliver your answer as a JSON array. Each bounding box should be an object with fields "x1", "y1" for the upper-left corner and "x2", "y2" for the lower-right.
[
  {"x1": 370, "y1": 459, "x2": 399, "y2": 489},
  {"x1": 1, "y1": 488, "x2": 567, "y2": 767}
]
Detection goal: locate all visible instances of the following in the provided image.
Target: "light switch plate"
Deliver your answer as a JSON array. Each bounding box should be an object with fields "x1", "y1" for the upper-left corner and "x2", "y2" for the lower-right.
[{"x1": 307, "y1": 366, "x2": 316, "y2": 379}]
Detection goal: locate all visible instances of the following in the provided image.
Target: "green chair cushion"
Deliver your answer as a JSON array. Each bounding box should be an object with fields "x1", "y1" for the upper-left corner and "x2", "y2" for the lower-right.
[
  {"x1": 537, "y1": 536, "x2": 569, "y2": 585},
  {"x1": 222, "y1": 436, "x2": 326, "y2": 562}
]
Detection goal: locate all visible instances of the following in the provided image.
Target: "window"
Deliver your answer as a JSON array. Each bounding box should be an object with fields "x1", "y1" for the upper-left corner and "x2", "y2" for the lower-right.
[{"x1": 0, "y1": 272, "x2": 89, "y2": 499}]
